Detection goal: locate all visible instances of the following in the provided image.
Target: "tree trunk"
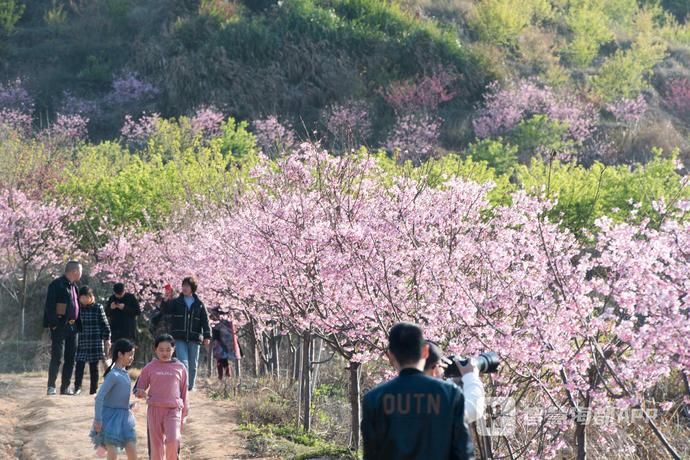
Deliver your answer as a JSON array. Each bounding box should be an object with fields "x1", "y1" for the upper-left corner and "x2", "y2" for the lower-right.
[
  {"x1": 301, "y1": 331, "x2": 312, "y2": 432},
  {"x1": 293, "y1": 337, "x2": 300, "y2": 381},
  {"x1": 310, "y1": 337, "x2": 323, "y2": 396},
  {"x1": 20, "y1": 264, "x2": 28, "y2": 339},
  {"x1": 349, "y1": 361, "x2": 362, "y2": 451},
  {"x1": 575, "y1": 419, "x2": 587, "y2": 460},
  {"x1": 249, "y1": 323, "x2": 260, "y2": 377},
  {"x1": 270, "y1": 328, "x2": 280, "y2": 377},
  {"x1": 296, "y1": 334, "x2": 303, "y2": 427}
]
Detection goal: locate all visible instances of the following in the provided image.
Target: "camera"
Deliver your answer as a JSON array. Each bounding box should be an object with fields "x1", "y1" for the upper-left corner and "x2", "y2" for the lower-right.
[{"x1": 444, "y1": 352, "x2": 500, "y2": 378}]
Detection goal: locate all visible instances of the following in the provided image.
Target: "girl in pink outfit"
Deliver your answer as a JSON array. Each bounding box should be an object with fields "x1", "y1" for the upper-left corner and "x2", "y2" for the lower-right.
[{"x1": 135, "y1": 334, "x2": 188, "y2": 460}]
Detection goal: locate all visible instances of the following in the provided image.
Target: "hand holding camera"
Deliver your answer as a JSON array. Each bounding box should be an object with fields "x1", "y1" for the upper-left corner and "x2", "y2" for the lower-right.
[{"x1": 443, "y1": 352, "x2": 500, "y2": 379}]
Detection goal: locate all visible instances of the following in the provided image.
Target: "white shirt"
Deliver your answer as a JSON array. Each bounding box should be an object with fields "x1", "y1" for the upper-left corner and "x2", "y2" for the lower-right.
[{"x1": 456, "y1": 369, "x2": 485, "y2": 423}]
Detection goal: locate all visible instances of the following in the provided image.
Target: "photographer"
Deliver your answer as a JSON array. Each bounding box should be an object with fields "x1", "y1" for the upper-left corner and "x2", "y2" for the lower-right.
[
  {"x1": 424, "y1": 341, "x2": 485, "y2": 423},
  {"x1": 361, "y1": 322, "x2": 475, "y2": 460}
]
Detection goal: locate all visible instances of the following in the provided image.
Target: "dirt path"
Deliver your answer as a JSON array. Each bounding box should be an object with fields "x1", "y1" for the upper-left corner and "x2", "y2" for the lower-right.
[{"x1": 0, "y1": 372, "x2": 269, "y2": 460}]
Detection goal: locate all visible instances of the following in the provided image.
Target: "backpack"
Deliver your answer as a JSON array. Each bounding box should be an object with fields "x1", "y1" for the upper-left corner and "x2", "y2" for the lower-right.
[{"x1": 149, "y1": 308, "x2": 173, "y2": 339}]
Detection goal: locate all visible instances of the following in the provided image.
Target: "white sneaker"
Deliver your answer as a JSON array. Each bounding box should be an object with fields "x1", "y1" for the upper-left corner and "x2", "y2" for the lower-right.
[{"x1": 47, "y1": 387, "x2": 56, "y2": 395}]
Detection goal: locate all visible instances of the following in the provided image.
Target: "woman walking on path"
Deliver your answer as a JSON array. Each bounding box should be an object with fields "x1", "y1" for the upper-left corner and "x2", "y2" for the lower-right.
[
  {"x1": 75, "y1": 286, "x2": 111, "y2": 395},
  {"x1": 160, "y1": 277, "x2": 211, "y2": 391},
  {"x1": 90, "y1": 338, "x2": 137, "y2": 460}
]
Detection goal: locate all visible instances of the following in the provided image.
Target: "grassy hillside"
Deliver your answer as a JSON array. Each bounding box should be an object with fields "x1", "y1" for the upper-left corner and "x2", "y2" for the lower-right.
[{"x1": 2, "y1": 0, "x2": 690, "y2": 165}]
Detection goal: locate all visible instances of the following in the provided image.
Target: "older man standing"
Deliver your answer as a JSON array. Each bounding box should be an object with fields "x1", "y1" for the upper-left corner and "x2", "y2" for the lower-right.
[{"x1": 44, "y1": 260, "x2": 82, "y2": 395}]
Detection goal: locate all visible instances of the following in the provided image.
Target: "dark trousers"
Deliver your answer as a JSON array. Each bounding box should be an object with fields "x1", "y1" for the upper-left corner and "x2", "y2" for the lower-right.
[
  {"x1": 47, "y1": 323, "x2": 78, "y2": 391},
  {"x1": 217, "y1": 358, "x2": 231, "y2": 380},
  {"x1": 74, "y1": 360, "x2": 99, "y2": 394}
]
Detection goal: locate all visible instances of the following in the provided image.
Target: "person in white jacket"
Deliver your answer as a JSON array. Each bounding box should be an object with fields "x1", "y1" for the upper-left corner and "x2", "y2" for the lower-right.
[{"x1": 424, "y1": 341, "x2": 486, "y2": 423}]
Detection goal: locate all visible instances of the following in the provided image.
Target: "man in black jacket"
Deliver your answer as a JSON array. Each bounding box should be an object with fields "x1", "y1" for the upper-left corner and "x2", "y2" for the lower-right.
[
  {"x1": 106, "y1": 282, "x2": 141, "y2": 343},
  {"x1": 43, "y1": 261, "x2": 83, "y2": 396},
  {"x1": 161, "y1": 276, "x2": 211, "y2": 391},
  {"x1": 361, "y1": 323, "x2": 475, "y2": 460}
]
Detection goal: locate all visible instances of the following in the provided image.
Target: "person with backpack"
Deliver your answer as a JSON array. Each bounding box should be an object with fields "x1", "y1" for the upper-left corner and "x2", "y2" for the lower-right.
[
  {"x1": 160, "y1": 277, "x2": 211, "y2": 391},
  {"x1": 211, "y1": 312, "x2": 241, "y2": 380}
]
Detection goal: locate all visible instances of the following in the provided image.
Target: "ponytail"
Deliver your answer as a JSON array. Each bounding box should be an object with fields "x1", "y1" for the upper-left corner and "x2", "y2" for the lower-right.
[{"x1": 104, "y1": 338, "x2": 135, "y2": 377}]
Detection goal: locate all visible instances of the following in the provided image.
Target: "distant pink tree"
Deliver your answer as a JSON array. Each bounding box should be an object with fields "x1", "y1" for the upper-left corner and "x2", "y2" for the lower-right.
[
  {"x1": 664, "y1": 77, "x2": 690, "y2": 118},
  {"x1": 321, "y1": 100, "x2": 372, "y2": 150},
  {"x1": 251, "y1": 116, "x2": 296, "y2": 158},
  {"x1": 473, "y1": 79, "x2": 596, "y2": 143},
  {"x1": 0, "y1": 189, "x2": 79, "y2": 338}
]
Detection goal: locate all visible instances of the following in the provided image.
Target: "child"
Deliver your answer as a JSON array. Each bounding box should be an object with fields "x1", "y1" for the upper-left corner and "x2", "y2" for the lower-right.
[
  {"x1": 211, "y1": 315, "x2": 241, "y2": 380},
  {"x1": 135, "y1": 334, "x2": 188, "y2": 460},
  {"x1": 75, "y1": 286, "x2": 111, "y2": 395},
  {"x1": 90, "y1": 338, "x2": 137, "y2": 460}
]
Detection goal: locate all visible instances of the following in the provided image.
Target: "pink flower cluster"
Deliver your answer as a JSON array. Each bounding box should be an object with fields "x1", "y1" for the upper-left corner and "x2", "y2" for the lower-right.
[
  {"x1": 384, "y1": 114, "x2": 440, "y2": 163},
  {"x1": 0, "y1": 78, "x2": 33, "y2": 112},
  {"x1": 322, "y1": 100, "x2": 371, "y2": 148},
  {"x1": 606, "y1": 94, "x2": 647, "y2": 124},
  {"x1": 0, "y1": 188, "x2": 78, "y2": 278},
  {"x1": 120, "y1": 113, "x2": 162, "y2": 147},
  {"x1": 251, "y1": 116, "x2": 296, "y2": 158},
  {"x1": 381, "y1": 67, "x2": 457, "y2": 114},
  {"x1": 190, "y1": 106, "x2": 225, "y2": 138},
  {"x1": 106, "y1": 72, "x2": 159, "y2": 105},
  {"x1": 60, "y1": 90, "x2": 102, "y2": 118},
  {"x1": 663, "y1": 77, "x2": 690, "y2": 117},
  {"x1": 0, "y1": 108, "x2": 32, "y2": 134},
  {"x1": 473, "y1": 79, "x2": 596, "y2": 142},
  {"x1": 49, "y1": 113, "x2": 89, "y2": 140}
]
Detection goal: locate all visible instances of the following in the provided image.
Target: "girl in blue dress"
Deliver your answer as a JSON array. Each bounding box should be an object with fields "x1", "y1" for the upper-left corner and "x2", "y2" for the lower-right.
[{"x1": 90, "y1": 338, "x2": 137, "y2": 460}]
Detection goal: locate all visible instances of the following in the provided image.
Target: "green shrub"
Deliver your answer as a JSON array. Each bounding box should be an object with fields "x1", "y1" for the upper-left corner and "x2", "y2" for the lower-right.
[
  {"x1": 470, "y1": 0, "x2": 550, "y2": 45},
  {"x1": 0, "y1": 0, "x2": 24, "y2": 34},
  {"x1": 464, "y1": 138, "x2": 518, "y2": 176},
  {"x1": 564, "y1": 0, "x2": 614, "y2": 67}
]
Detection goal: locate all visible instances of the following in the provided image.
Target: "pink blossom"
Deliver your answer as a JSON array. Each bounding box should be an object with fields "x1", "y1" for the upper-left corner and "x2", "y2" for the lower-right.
[
  {"x1": 606, "y1": 94, "x2": 647, "y2": 124},
  {"x1": 473, "y1": 79, "x2": 596, "y2": 143}
]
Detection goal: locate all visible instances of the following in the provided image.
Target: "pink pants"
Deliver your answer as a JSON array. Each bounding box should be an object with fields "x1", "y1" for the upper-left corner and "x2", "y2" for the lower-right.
[{"x1": 147, "y1": 406, "x2": 182, "y2": 460}]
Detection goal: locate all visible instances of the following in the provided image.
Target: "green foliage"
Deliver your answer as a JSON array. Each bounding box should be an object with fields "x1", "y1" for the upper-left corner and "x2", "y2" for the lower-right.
[
  {"x1": 510, "y1": 114, "x2": 573, "y2": 157},
  {"x1": 601, "y1": 0, "x2": 638, "y2": 26},
  {"x1": 564, "y1": 0, "x2": 614, "y2": 67},
  {"x1": 0, "y1": 0, "x2": 23, "y2": 34},
  {"x1": 240, "y1": 423, "x2": 356, "y2": 460},
  {"x1": 515, "y1": 150, "x2": 690, "y2": 234},
  {"x1": 464, "y1": 138, "x2": 518, "y2": 176},
  {"x1": 470, "y1": 0, "x2": 551, "y2": 45},
  {"x1": 590, "y1": 7, "x2": 668, "y2": 101},
  {"x1": 374, "y1": 149, "x2": 514, "y2": 204},
  {"x1": 55, "y1": 119, "x2": 257, "y2": 251}
]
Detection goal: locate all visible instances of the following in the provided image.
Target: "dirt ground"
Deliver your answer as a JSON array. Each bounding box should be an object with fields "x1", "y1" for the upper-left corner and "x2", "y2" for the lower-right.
[{"x1": 0, "y1": 372, "x2": 272, "y2": 460}]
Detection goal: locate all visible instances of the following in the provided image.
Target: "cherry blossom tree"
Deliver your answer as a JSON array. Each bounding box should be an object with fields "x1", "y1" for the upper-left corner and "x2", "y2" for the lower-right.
[
  {"x1": 93, "y1": 145, "x2": 690, "y2": 458},
  {"x1": 0, "y1": 189, "x2": 79, "y2": 337}
]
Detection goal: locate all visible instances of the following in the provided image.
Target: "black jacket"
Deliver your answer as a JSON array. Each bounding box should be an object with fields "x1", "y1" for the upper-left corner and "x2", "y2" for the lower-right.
[
  {"x1": 361, "y1": 368, "x2": 475, "y2": 460},
  {"x1": 106, "y1": 293, "x2": 141, "y2": 341},
  {"x1": 43, "y1": 275, "x2": 82, "y2": 329},
  {"x1": 160, "y1": 294, "x2": 211, "y2": 343}
]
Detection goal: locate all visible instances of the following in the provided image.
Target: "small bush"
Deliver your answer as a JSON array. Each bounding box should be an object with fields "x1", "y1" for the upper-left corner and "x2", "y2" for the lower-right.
[
  {"x1": 464, "y1": 138, "x2": 518, "y2": 175},
  {"x1": 564, "y1": 0, "x2": 614, "y2": 67}
]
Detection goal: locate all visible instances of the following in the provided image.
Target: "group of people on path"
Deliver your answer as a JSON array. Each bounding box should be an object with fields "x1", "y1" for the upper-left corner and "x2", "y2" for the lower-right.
[
  {"x1": 43, "y1": 261, "x2": 241, "y2": 459},
  {"x1": 44, "y1": 261, "x2": 142, "y2": 396}
]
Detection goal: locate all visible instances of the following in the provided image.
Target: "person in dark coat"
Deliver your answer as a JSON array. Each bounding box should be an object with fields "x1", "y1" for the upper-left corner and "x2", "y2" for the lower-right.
[
  {"x1": 74, "y1": 286, "x2": 111, "y2": 395},
  {"x1": 361, "y1": 322, "x2": 475, "y2": 460},
  {"x1": 44, "y1": 260, "x2": 83, "y2": 396},
  {"x1": 106, "y1": 282, "x2": 141, "y2": 343},
  {"x1": 161, "y1": 276, "x2": 211, "y2": 391}
]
